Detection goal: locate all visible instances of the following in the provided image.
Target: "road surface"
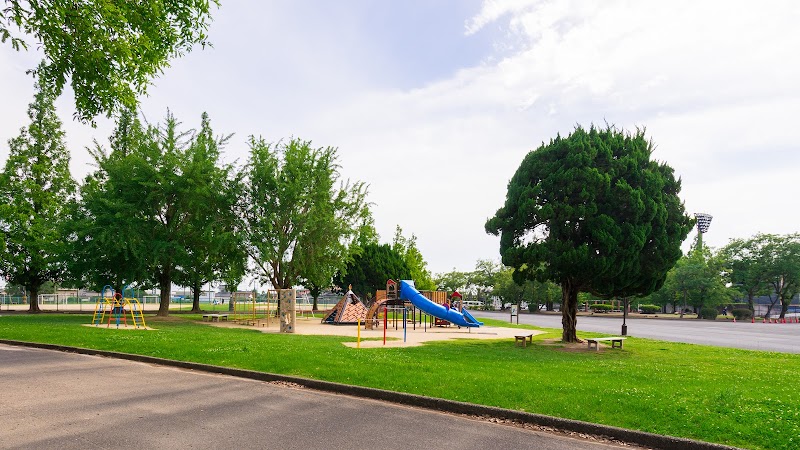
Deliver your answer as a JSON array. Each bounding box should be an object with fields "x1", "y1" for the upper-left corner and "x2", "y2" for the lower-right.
[
  {"x1": 0, "y1": 344, "x2": 628, "y2": 450},
  {"x1": 476, "y1": 311, "x2": 800, "y2": 353}
]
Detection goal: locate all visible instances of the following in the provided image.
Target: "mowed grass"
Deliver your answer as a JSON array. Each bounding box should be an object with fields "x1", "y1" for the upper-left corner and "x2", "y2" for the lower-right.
[{"x1": 1, "y1": 314, "x2": 797, "y2": 450}]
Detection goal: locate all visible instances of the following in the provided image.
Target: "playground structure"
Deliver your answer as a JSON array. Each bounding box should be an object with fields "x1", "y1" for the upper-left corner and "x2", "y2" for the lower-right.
[
  {"x1": 230, "y1": 291, "x2": 276, "y2": 326},
  {"x1": 321, "y1": 286, "x2": 369, "y2": 324},
  {"x1": 351, "y1": 279, "x2": 483, "y2": 330},
  {"x1": 91, "y1": 285, "x2": 147, "y2": 329},
  {"x1": 398, "y1": 280, "x2": 482, "y2": 328},
  {"x1": 228, "y1": 289, "x2": 302, "y2": 332}
]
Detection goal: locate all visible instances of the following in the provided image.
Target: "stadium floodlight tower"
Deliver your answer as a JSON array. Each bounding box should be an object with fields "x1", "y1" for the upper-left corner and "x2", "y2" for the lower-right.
[{"x1": 694, "y1": 212, "x2": 713, "y2": 250}]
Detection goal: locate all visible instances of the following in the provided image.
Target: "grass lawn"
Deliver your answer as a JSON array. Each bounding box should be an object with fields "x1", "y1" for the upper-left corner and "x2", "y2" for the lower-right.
[{"x1": 1, "y1": 313, "x2": 796, "y2": 450}]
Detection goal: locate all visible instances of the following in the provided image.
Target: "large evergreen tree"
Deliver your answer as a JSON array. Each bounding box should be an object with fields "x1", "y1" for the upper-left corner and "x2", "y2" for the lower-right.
[
  {"x1": 0, "y1": 84, "x2": 76, "y2": 312},
  {"x1": 334, "y1": 243, "x2": 411, "y2": 300},
  {"x1": 486, "y1": 125, "x2": 692, "y2": 342}
]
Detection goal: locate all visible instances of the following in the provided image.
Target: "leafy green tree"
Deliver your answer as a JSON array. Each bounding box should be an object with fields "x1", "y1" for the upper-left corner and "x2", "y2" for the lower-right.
[
  {"x1": 528, "y1": 279, "x2": 561, "y2": 312},
  {"x1": 0, "y1": 84, "x2": 76, "y2": 312},
  {"x1": 173, "y1": 113, "x2": 246, "y2": 313},
  {"x1": 761, "y1": 234, "x2": 800, "y2": 318},
  {"x1": 433, "y1": 269, "x2": 469, "y2": 293},
  {"x1": 1, "y1": 1, "x2": 218, "y2": 122},
  {"x1": 392, "y1": 225, "x2": 435, "y2": 290},
  {"x1": 302, "y1": 206, "x2": 377, "y2": 310},
  {"x1": 72, "y1": 110, "x2": 233, "y2": 315},
  {"x1": 469, "y1": 259, "x2": 500, "y2": 308},
  {"x1": 242, "y1": 137, "x2": 369, "y2": 295},
  {"x1": 63, "y1": 109, "x2": 151, "y2": 294},
  {"x1": 334, "y1": 244, "x2": 411, "y2": 300},
  {"x1": 651, "y1": 245, "x2": 732, "y2": 318},
  {"x1": 462, "y1": 263, "x2": 559, "y2": 312},
  {"x1": 493, "y1": 266, "x2": 529, "y2": 309},
  {"x1": 486, "y1": 125, "x2": 692, "y2": 341},
  {"x1": 720, "y1": 235, "x2": 771, "y2": 312}
]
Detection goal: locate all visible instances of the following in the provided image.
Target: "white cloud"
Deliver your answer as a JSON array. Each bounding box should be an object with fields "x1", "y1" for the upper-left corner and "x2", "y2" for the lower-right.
[{"x1": 2, "y1": 0, "x2": 799, "y2": 276}]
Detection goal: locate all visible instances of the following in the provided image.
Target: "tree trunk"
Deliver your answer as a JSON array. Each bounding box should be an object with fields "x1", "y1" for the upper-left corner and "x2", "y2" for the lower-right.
[
  {"x1": 308, "y1": 285, "x2": 321, "y2": 312},
  {"x1": 779, "y1": 296, "x2": 789, "y2": 319},
  {"x1": 747, "y1": 292, "x2": 755, "y2": 312},
  {"x1": 560, "y1": 280, "x2": 578, "y2": 342},
  {"x1": 765, "y1": 295, "x2": 778, "y2": 318},
  {"x1": 28, "y1": 285, "x2": 41, "y2": 313},
  {"x1": 157, "y1": 271, "x2": 171, "y2": 316},
  {"x1": 546, "y1": 301, "x2": 554, "y2": 311},
  {"x1": 190, "y1": 281, "x2": 202, "y2": 313}
]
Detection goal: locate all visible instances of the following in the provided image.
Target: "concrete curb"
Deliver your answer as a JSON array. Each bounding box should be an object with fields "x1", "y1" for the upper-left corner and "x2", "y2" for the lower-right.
[{"x1": 1, "y1": 339, "x2": 740, "y2": 450}]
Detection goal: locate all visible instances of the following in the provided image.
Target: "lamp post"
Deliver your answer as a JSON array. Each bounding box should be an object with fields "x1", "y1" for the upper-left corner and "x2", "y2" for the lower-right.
[
  {"x1": 694, "y1": 212, "x2": 713, "y2": 250},
  {"x1": 621, "y1": 297, "x2": 629, "y2": 336},
  {"x1": 679, "y1": 212, "x2": 712, "y2": 318}
]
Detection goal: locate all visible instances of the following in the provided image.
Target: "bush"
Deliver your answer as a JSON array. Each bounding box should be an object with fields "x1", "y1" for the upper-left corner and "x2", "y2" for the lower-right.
[
  {"x1": 699, "y1": 307, "x2": 719, "y2": 320},
  {"x1": 732, "y1": 308, "x2": 753, "y2": 320},
  {"x1": 639, "y1": 304, "x2": 660, "y2": 314},
  {"x1": 590, "y1": 304, "x2": 613, "y2": 312}
]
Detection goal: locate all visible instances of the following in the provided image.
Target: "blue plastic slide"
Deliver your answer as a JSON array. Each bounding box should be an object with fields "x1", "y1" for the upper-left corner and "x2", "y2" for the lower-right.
[{"x1": 399, "y1": 280, "x2": 483, "y2": 328}]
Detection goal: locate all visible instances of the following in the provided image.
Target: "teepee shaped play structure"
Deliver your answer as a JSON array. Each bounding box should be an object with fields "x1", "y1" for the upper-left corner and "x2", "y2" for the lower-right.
[{"x1": 321, "y1": 286, "x2": 368, "y2": 325}]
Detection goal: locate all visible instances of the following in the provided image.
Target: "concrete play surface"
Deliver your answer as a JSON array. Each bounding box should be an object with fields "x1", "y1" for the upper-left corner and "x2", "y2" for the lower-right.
[{"x1": 206, "y1": 317, "x2": 543, "y2": 348}]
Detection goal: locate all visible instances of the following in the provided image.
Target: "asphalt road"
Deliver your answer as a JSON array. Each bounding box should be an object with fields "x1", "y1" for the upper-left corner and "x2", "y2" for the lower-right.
[
  {"x1": 477, "y1": 311, "x2": 800, "y2": 353},
  {"x1": 0, "y1": 344, "x2": 626, "y2": 450}
]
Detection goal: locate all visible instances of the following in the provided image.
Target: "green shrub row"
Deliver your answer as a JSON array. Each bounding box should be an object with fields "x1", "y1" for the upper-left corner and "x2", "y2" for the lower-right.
[
  {"x1": 638, "y1": 304, "x2": 660, "y2": 314},
  {"x1": 590, "y1": 304, "x2": 614, "y2": 312},
  {"x1": 731, "y1": 308, "x2": 753, "y2": 320}
]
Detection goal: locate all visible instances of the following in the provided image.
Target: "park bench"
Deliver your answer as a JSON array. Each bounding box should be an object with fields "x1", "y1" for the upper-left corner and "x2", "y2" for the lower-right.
[
  {"x1": 586, "y1": 337, "x2": 625, "y2": 351},
  {"x1": 514, "y1": 333, "x2": 533, "y2": 347},
  {"x1": 202, "y1": 313, "x2": 229, "y2": 322}
]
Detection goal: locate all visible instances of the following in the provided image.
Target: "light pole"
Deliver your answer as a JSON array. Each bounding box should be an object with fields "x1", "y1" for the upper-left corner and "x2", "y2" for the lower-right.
[
  {"x1": 694, "y1": 212, "x2": 713, "y2": 250},
  {"x1": 680, "y1": 212, "x2": 712, "y2": 318}
]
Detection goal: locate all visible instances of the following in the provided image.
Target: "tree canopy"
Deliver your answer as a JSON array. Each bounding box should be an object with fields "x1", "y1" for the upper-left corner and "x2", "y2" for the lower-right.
[
  {"x1": 0, "y1": 83, "x2": 76, "y2": 312},
  {"x1": 242, "y1": 137, "x2": 369, "y2": 291},
  {"x1": 1, "y1": 1, "x2": 218, "y2": 122},
  {"x1": 761, "y1": 234, "x2": 800, "y2": 318},
  {"x1": 392, "y1": 225, "x2": 435, "y2": 290},
  {"x1": 171, "y1": 113, "x2": 246, "y2": 313},
  {"x1": 720, "y1": 234, "x2": 772, "y2": 311},
  {"x1": 486, "y1": 125, "x2": 692, "y2": 341},
  {"x1": 335, "y1": 243, "x2": 411, "y2": 300},
  {"x1": 651, "y1": 243, "x2": 731, "y2": 317},
  {"x1": 67, "y1": 110, "x2": 241, "y2": 315}
]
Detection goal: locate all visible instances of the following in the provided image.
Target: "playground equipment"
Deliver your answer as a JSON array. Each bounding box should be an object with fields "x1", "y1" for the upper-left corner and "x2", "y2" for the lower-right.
[
  {"x1": 399, "y1": 280, "x2": 482, "y2": 328},
  {"x1": 296, "y1": 291, "x2": 313, "y2": 318},
  {"x1": 231, "y1": 291, "x2": 275, "y2": 326},
  {"x1": 91, "y1": 285, "x2": 147, "y2": 329},
  {"x1": 322, "y1": 286, "x2": 368, "y2": 324}
]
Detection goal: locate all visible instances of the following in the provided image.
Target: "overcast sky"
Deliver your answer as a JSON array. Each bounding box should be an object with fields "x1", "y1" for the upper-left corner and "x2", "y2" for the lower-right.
[{"x1": 2, "y1": 0, "x2": 799, "y2": 277}]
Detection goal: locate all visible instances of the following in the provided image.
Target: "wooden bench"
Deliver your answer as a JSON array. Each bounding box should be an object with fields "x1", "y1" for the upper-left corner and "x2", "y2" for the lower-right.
[
  {"x1": 586, "y1": 337, "x2": 625, "y2": 351},
  {"x1": 202, "y1": 314, "x2": 229, "y2": 322},
  {"x1": 514, "y1": 333, "x2": 533, "y2": 347}
]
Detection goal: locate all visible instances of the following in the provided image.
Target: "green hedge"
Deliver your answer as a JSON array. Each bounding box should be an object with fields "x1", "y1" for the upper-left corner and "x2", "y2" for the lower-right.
[
  {"x1": 731, "y1": 308, "x2": 753, "y2": 320},
  {"x1": 699, "y1": 307, "x2": 719, "y2": 320},
  {"x1": 590, "y1": 304, "x2": 614, "y2": 312},
  {"x1": 639, "y1": 304, "x2": 661, "y2": 314}
]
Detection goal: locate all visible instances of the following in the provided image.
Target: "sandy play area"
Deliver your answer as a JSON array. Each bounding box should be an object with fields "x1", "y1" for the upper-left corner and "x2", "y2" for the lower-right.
[{"x1": 206, "y1": 317, "x2": 543, "y2": 348}]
